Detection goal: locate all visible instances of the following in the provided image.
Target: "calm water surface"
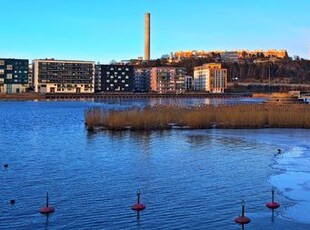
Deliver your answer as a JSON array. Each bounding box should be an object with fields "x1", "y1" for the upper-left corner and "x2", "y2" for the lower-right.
[{"x1": 0, "y1": 98, "x2": 309, "y2": 229}]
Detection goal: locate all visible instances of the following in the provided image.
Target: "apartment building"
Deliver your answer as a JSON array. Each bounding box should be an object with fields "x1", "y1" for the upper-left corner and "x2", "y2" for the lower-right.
[
  {"x1": 134, "y1": 68, "x2": 151, "y2": 92},
  {"x1": 0, "y1": 58, "x2": 28, "y2": 93},
  {"x1": 185, "y1": 76, "x2": 194, "y2": 91},
  {"x1": 33, "y1": 59, "x2": 95, "y2": 93},
  {"x1": 150, "y1": 67, "x2": 186, "y2": 94},
  {"x1": 194, "y1": 63, "x2": 227, "y2": 93},
  {"x1": 95, "y1": 65, "x2": 134, "y2": 92}
]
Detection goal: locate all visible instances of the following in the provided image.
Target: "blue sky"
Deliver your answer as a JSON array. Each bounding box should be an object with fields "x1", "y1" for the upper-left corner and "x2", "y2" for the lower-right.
[{"x1": 0, "y1": 0, "x2": 309, "y2": 63}]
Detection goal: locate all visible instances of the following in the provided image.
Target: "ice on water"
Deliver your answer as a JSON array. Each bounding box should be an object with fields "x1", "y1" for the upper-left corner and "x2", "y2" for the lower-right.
[{"x1": 270, "y1": 145, "x2": 310, "y2": 224}]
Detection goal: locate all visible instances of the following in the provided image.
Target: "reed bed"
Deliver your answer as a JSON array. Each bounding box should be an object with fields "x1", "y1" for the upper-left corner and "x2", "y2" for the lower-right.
[{"x1": 85, "y1": 104, "x2": 310, "y2": 130}]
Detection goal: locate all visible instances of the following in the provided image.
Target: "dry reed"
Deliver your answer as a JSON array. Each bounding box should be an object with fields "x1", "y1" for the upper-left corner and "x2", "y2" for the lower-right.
[{"x1": 85, "y1": 104, "x2": 310, "y2": 130}]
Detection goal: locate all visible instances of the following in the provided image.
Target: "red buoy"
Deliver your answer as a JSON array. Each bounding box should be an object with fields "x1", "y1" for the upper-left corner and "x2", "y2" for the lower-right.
[
  {"x1": 40, "y1": 193, "x2": 55, "y2": 214},
  {"x1": 40, "y1": 206, "x2": 55, "y2": 214},
  {"x1": 266, "y1": 190, "x2": 280, "y2": 209},
  {"x1": 235, "y1": 200, "x2": 251, "y2": 225},
  {"x1": 131, "y1": 189, "x2": 146, "y2": 211},
  {"x1": 235, "y1": 216, "x2": 251, "y2": 224},
  {"x1": 132, "y1": 203, "x2": 146, "y2": 211}
]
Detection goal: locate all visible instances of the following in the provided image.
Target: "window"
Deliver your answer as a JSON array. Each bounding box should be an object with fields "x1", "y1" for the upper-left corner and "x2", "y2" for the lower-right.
[
  {"x1": 6, "y1": 65, "x2": 13, "y2": 70},
  {"x1": 0, "y1": 60, "x2": 4, "y2": 65},
  {"x1": 6, "y1": 74, "x2": 12, "y2": 79},
  {"x1": 0, "y1": 69, "x2": 4, "y2": 75}
]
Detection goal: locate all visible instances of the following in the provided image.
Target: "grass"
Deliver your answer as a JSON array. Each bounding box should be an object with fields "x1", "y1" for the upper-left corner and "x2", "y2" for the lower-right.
[{"x1": 85, "y1": 104, "x2": 310, "y2": 130}]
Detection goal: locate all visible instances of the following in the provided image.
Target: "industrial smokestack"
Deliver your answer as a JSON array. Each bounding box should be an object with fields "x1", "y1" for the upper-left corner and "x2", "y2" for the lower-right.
[{"x1": 144, "y1": 12, "x2": 150, "y2": 61}]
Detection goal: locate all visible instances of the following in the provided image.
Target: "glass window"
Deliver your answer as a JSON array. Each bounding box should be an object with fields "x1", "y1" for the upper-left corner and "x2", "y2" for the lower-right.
[
  {"x1": 0, "y1": 60, "x2": 4, "y2": 65},
  {"x1": 0, "y1": 69, "x2": 4, "y2": 74},
  {"x1": 6, "y1": 73, "x2": 12, "y2": 79}
]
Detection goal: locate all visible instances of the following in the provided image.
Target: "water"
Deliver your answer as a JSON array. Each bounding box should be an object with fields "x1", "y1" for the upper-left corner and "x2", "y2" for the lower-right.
[{"x1": 0, "y1": 99, "x2": 309, "y2": 229}]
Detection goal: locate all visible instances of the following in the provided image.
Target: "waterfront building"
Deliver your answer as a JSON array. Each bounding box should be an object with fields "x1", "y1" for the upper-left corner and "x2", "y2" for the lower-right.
[
  {"x1": 193, "y1": 63, "x2": 227, "y2": 93},
  {"x1": 150, "y1": 67, "x2": 186, "y2": 94},
  {"x1": 95, "y1": 65, "x2": 134, "y2": 92},
  {"x1": 185, "y1": 75, "x2": 194, "y2": 91},
  {"x1": 33, "y1": 59, "x2": 95, "y2": 93},
  {"x1": 0, "y1": 58, "x2": 28, "y2": 93},
  {"x1": 28, "y1": 64, "x2": 33, "y2": 89},
  {"x1": 134, "y1": 68, "x2": 151, "y2": 92}
]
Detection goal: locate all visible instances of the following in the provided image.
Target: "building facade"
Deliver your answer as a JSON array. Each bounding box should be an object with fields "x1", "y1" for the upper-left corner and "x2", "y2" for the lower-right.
[
  {"x1": 33, "y1": 59, "x2": 95, "y2": 93},
  {"x1": 95, "y1": 65, "x2": 134, "y2": 92},
  {"x1": 134, "y1": 68, "x2": 151, "y2": 92},
  {"x1": 185, "y1": 75, "x2": 194, "y2": 91},
  {"x1": 0, "y1": 58, "x2": 28, "y2": 93},
  {"x1": 194, "y1": 63, "x2": 227, "y2": 93},
  {"x1": 221, "y1": 51, "x2": 239, "y2": 63},
  {"x1": 150, "y1": 67, "x2": 186, "y2": 94}
]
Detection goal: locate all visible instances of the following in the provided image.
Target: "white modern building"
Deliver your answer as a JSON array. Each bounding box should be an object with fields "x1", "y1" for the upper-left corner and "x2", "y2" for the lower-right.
[
  {"x1": 194, "y1": 63, "x2": 227, "y2": 93},
  {"x1": 33, "y1": 59, "x2": 95, "y2": 93}
]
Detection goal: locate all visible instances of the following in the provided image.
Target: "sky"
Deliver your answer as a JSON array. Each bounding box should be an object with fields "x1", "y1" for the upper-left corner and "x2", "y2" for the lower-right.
[{"x1": 0, "y1": 0, "x2": 309, "y2": 63}]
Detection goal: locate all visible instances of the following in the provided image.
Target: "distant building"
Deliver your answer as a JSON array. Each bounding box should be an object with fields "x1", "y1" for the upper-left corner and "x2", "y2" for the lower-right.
[
  {"x1": 194, "y1": 63, "x2": 227, "y2": 93},
  {"x1": 221, "y1": 51, "x2": 239, "y2": 63},
  {"x1": 95, "y1": 65, "x2": 134, "y2": 92},
  {"x1": 173, "y1": 49, "x2": 288, "y2": 62},
  {"x1": 150, "y1": 67, "x2": 186, "y2": 94},
  {"x1": 33, "y1": 59, "x2": 95, "y2": 93},
  {"x1": 134, "y1": 68, "x2": 151, "y2": 92},
  {"x1": 0, "y1": 58, "x2": 28, "y2": 93},
  {"x1": 185, "y1": 76, "x2": 194, "y2": 91}
]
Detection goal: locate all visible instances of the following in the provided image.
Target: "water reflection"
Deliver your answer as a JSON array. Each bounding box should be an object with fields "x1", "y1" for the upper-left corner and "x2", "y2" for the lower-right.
[
  {"x1": 129, "y1": 131, "x2": 152, "y2": 154},
  {"x1": 186, "y1": 134, "x2": 212, "y2": 147}
]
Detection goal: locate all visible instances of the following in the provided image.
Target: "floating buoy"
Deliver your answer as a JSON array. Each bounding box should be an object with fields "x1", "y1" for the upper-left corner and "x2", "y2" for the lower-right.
[
  {"x1": 40, "y1": 193, "x2": 55, "y2": 214},
  {"x1": 235, "y1": 200, "x2": 251, "y2": 224},
  {"x1": 131, "y1": 189, "x2": 146, "y2": 211},
  {"x1": 266, "y1": 190, "x2": 280, "y2": 209},
  {"x1": 10, "y1": 199, "x2": 15, "y2": 205},
  {"x1": 4, "y1": 164, "x2": 8, "y2": 168}
]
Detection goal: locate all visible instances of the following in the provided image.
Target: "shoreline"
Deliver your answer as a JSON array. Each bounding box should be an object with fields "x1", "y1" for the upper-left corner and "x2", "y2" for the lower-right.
[{"x1": 0, "y1": 92, "x2": 252, "y2": 100}]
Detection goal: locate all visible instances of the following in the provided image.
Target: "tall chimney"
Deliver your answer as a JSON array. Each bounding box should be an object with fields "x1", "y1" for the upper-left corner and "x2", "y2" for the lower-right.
[{"x1": 144, "y1": 12, "x2": 150, "y2": 61}]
